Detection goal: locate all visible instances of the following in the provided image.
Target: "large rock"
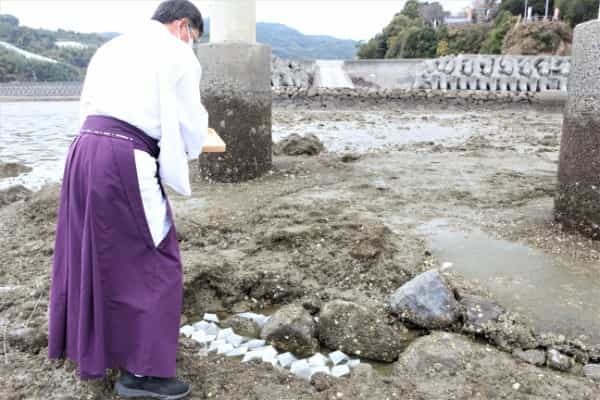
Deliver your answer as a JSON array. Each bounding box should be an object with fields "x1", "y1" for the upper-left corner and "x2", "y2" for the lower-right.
[
  {"x1": 395, "y1": 332, "x2": 599, "y2": 399},
  {"x1": 273, "y1": 134, "x2": 324, "y2": 156},
  {"x1": 317, "y1": 300, "x2": 410, "y2": 362},
  {"x1": 0, "y1": 185, "x2": 31, "y2": 207},
  {"x1": 513, "y1": 349, "x2": 547, "y2": 367},
  {"x1": 259, "y1": 304, "x2": 318, "y2": 357},
  {"x1": 0, "y1": 162, "x2": 31, "y2": 178},
  {"x1": 271, "y1": 58, "x2": 314, "y2": 90},
  {"x1": 547, "y1": 349, "x2": 575, "y2": 372},
  {"x1": 481, "y1": 312, "x2": 539, "y2": 352},
  {"x1": 461, "y1": 294, "x2": 504, "y2": 335},
  {"x1": 389, "y1": 270, "x2": 460, "y2": 329},
  {"x1": 7, "y1": 326, "x2": 48, "y2": 354},
  {"x1": 221, "y1": 315, "x2": 261, "y2": 338}
]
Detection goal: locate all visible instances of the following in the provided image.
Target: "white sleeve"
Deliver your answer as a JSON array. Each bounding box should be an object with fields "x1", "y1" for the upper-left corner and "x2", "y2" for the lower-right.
[
  {"x1": 176, "y1": 61, "x2": 208, "y2": 160},
  {"x1": 79, "y1": 61, "x2": 96, "y2": 127}
]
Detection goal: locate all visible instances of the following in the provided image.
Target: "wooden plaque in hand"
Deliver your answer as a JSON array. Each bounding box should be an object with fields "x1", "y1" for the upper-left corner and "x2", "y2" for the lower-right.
[{"x1": 202, "y1": 128, "x2": 226, "y2": 153}]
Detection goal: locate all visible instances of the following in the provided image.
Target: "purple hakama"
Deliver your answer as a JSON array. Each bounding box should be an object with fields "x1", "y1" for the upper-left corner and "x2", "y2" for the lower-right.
[{"x1": 49, "y1": 115, "x2": 183, "y2": 379}]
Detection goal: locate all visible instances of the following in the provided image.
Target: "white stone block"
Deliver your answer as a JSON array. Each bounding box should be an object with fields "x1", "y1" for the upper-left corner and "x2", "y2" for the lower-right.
[
  {"x1": 310, "y1": 366, "x2": 330, "y2": 377},
  {"x1": 217, "y1": 343, "x2": 235, "y2": 355},
  {"x1": 308, "y1": 353, "x2": 329, "y2": 367},
  {"x1": 329, "y1": 350, "x2": 348, "y2": 365},
  {"x1": 331, "y1": 364, "x2": 351, "y2": 378},
  {"x1": 242, "y1": 349, "x2": 264, "y2": 362},
  {"x1": 290, "y1": 359, "x2": 312, "y2": 380},
  {"x1": 208, "y1": 339, "x2": 227, "y2": 352},
  {"x1": 237, "y1": 312, "x2": 270, "y2": 327},
  {"x1": 216, "y1": 327, "x2": 235, "y2": 341},
  {"x1": 226, "y1": 333, "x2": 245, "y2": 347},
  {"x1": 180, "y1": 325, "x2": 195, "y2": 337},
  {"x1": 277, "y1": 352, "x2": 298, "y2": 368},
  {"x1": 193, "y1": 320, "x2": 220, "y2": 335},
  {"x1": 261, "y1": 345, "x2": 278, "y2": 363},
  {"x1": 226, "y1": 346, "x2": 248, "y2": 357},
  {"x1": 203, "y1": 313, "x2": 220, "y2": 323},
  {"x1": 191, "y1": 331, "x2": 216, "y2": 345},
  {"x1": 245, "y1": 339, "x2": 266, "y2": 349}
]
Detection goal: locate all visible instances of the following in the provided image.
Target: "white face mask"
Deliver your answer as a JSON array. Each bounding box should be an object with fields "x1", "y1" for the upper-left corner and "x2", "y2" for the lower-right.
[{"x1": 179, "y1": 23, "x2": 194, "y2": 48}]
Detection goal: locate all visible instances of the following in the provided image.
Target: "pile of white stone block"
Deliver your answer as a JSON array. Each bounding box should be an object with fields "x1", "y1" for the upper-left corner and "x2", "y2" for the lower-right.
[{"x1": 180, "y1": 312, "x2": 361, "y2": 380}]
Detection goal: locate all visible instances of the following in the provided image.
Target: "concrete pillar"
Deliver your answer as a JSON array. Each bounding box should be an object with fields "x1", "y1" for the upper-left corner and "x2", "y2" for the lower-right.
[
  {"x1": 556, "y1": 21, "x2": 600, "y2": 238},
  {"x1": 210, "y1": 0, "x2": 256, "y2": 43},
  {"x1": 196, "y1": 0, "x2": 271, "y2": 182}
]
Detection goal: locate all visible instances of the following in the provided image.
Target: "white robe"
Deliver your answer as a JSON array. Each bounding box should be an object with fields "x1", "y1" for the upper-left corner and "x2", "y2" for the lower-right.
[{"x1": 79, "y1": 20, "x2": 208, "y2": 245}]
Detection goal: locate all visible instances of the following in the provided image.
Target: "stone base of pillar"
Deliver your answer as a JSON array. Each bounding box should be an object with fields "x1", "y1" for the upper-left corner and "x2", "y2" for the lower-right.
[
  {"x1": 556, "y1": 20, "x2": 600, "y2": 238},
  {"x1": 195, "y1": 42, "x2": 272, "y2": 182}
]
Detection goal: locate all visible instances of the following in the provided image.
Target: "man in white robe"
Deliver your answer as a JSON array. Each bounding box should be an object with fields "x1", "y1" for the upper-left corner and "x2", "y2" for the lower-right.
[
  {"x1": 50, "y1": 1, "x2": 208, "y2": 399},
  {"x1": 80, "y1": 0, "x2": 208, "y2": 248}
]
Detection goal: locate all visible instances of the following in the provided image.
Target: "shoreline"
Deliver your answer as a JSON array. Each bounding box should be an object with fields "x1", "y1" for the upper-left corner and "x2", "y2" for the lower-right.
[{"x1": 1, "y1": 89, "x2": 568, "y2": 111}]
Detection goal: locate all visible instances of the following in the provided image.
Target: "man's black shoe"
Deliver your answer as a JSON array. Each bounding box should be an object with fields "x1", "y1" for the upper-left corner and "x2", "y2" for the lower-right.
[{"x1": 115, "y1": 370, "x2": 191, "y2": 399}]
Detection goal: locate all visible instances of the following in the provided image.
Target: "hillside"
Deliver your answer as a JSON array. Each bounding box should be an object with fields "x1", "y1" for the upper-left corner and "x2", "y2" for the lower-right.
[
  {"x1": 0, "y1": 14, "x2": 357, "y2": 82},
  {"x1": 0, "y1": 14, "x2": 103, "y2": 82},
  {"x1": 201, "y1": 19, "x2": 356, "y2": 60},
  {"x1": 257, "y1": 23, "x2": 356, "y2": 60}
]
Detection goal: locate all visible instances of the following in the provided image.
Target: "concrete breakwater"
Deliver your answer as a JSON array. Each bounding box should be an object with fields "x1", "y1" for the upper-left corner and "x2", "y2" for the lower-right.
[
  {"x1": 414, "y1": 55, "x2": 570, "y2": 92},
  {"x1": 0, "y1": 55, "x2": 571, "y2": 101}
]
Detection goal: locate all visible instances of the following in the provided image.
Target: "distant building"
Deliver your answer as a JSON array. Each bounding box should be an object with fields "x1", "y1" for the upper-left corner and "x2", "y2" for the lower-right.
[
  {"x1": 418, "y1": 2, "x2": 446, "y2": 27},
  {"x1": 446, "y1": 16, "x2": 472, "y2": 25},
  {"x1": 470, "y1": 0, "x2": 500, "y2": 23}
]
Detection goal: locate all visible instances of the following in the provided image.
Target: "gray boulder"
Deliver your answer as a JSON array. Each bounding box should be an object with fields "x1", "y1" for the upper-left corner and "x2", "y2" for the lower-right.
[
  {"x1": 260, "y1": 304, "x2": 318, "y2": 357},
  {"x1": 273, "y1": 134, "x2": 324, "y2": 156},
  {"x1": 0, "y1": 185, "x2": 32, "y2": 207},
  {"x1": 317, "y1": 300, "x2": 411, "y2": 362},
  {"x1": 547, "y1": 349, "x2": 575, "y2": 372},
  {"x1": 221, "y1": 315, "x2": 261, "y2": 338},
  {"x1": 0, "y1": 162, "x2": 31, "y2": 178},
  {"x1": 513, "y1": 349, "x2": 547, "y2": 366},
  {"x1": 389, "y1": 270, "x2": 460, "y2": 329},
  {"x1": 461, "y1": 294, "x2": 504, "y2": 335}
]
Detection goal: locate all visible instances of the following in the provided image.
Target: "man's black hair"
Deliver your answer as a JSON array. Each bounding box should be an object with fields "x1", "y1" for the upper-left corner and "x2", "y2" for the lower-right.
[{"x1": 152, "y1": 0, "x2": 204, "y2": 34}]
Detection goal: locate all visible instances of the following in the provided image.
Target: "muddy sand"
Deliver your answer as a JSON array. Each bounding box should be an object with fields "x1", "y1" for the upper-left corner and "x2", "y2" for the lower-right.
[{"x1": 1, "y1": 102, "x2": 600, "y2": 399}]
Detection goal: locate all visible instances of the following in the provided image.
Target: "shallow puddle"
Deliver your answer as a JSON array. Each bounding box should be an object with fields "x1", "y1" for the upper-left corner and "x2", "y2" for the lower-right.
[
  {"x1": 420, "y1": 219, "x2": 600, "y2": 345},
  {"x1": 273, "y1": 115, "x2": 471, "y2": 154}
]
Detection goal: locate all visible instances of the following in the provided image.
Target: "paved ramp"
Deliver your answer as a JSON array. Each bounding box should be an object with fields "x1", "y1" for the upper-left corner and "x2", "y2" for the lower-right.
[{"x1": 316, "y1": 60, "x2": 354, "y2": 88}]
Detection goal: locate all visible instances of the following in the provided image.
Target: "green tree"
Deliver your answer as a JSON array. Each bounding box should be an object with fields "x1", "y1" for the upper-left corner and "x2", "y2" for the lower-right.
[
  {"x1": 403, "y1": 26, "x2": 438, "y2": 58},
  {"x1": 441, "y1": 24, "x2": 490, "y2": 55},
  {"x1": 0, "y1": 46, "x2": 81, "y2": 82},
  {"x1": 555, "y1": 0, "x2": 598, "y2": 27},
  {"x1": 480, "y1": 11, "x2": 517, "y2": 54},
  {"x1": 401, "y1": 0, "x2": 421, "y2": 19},
  {"x1": 436, "y1": 39, "x2": 449, "y2": 57}
]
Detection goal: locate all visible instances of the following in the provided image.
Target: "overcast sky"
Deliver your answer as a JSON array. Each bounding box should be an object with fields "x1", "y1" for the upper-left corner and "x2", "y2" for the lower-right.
[{"x1": 1, "y1": 0, "x2": 474, "y2": 41}]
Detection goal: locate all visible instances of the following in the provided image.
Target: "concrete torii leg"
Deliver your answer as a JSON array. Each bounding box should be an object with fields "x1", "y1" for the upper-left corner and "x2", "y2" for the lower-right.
[
  {"x1": 556, "y1": 20, "x2": 600, "y2": 238},
  {"x1": 196, "y1": 0, "x2": 272, "y2": 182}
]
